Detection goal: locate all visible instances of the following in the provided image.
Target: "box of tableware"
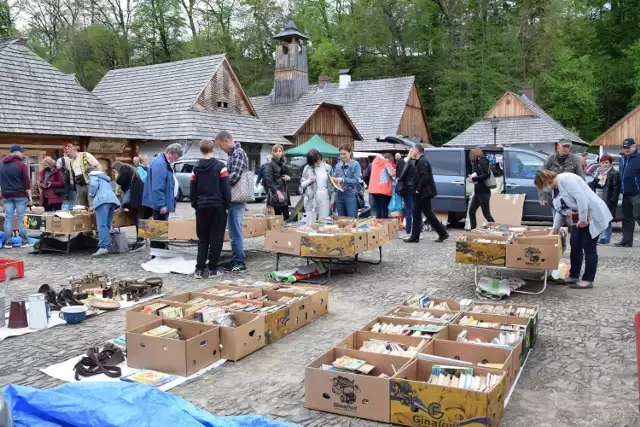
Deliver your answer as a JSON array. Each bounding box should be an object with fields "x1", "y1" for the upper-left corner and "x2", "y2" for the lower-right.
[
  {"x1": 418, "y1": 340, "x2": 515, "y2": 393},
  {"x1": 383, "y1": 306, "x2": 461, "y2": 325},
  {"x1": 305, "y1": 347, "x2": 411, "y2": 423},
  {"x1": 389, "y1": 358, "x2": 506, "y2": 427},
  {"x1": 361, "y1": 317, "x2": 447, "y2": 343},
  {"x1": 455, "y1": 232, "x2": 512, "y2": 266},
  {"x1": 125, "y1": 299, "x2": 265, "y2": 362},
  {"x1": 334, "y1": 331, "x2": 429, "y2": 360},
  {"x1": 464, "y1": 302, "x2": 539, "y2": 349},
  {"x1": 126, "y1": 318, "x2": 221, "y2": 376}
]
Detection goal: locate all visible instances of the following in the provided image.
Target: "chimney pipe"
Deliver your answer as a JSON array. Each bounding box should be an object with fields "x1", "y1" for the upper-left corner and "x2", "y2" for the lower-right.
[
  {"x1": 339, "y1": 69, "x2": 351, "y2": 89},
  {"x1": 523, "y1": 87, "x2": 534, "y2": 102},
  {"x1": 318, "y1": 76, "x2": 329, "y2": 90}
]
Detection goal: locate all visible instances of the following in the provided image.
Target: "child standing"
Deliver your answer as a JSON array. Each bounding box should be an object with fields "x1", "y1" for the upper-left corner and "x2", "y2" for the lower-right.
[
  {"x1": 89, "y1": 166, "x2": 120, "y2": 257},
  {"x1": 191, "y1": 139, "x2": 231, "y2": 278}
]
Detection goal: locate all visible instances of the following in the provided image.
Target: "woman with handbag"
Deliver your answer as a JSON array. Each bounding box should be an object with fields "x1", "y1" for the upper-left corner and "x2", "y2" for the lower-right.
[
  {"x1": 333, "y1": 144, "x2": 362, "y2": 218},
  {"x1": 265, "y1": 144, "x2": 291, "y2": 219},
  {"x1": 467, "y1": 148, "x2": 495, "y2": 229},
  {"x1": 114, "y1": 161, "x2": 145, "y2": 251},
  {"x1": 535, "y1": 170, "x2": 612, "y2": 289},
  {"x1": 301, "y1": 148, "x2": 333, "y2": 219},
  {"x1": 38, "y1": 157, "x2": 65, "y2": 212},
  {"x1": 587, "y1": 154, "x2": 620, "y2": 244}
]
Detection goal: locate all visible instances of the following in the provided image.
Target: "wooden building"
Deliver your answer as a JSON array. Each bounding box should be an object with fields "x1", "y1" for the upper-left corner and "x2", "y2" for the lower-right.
[
  {"x1": 251, "y1": 20, "x2": 431, "y2": 152},
  {"x1": 591, "y1": 105, "x2": 640, "y2": 156},
  {"x1": 93, "y1": 54, "x2": 288, "y2": 170},
  {"x1": 0, "y1": 38, "x2": 151, "y2": 176},
  {"x1": 445, "y1": 90, "x2": 588, "y2": 154}
]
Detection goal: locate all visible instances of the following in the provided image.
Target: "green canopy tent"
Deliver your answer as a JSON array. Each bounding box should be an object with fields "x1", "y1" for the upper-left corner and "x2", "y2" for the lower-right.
[{"x1": 284, "y1": 134, "x2": 340, "y2": 159}]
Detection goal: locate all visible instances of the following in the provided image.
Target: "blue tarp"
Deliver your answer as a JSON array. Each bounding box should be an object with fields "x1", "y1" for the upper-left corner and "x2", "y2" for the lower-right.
[{"x1": 2, "y1": 382, "x2": 298, "y2": 427}]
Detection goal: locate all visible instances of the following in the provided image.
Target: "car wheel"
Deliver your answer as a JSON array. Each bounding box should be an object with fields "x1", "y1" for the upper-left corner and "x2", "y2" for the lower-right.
[{"x1": 177, "y1": 188, "x2": 184, "y2": 202}]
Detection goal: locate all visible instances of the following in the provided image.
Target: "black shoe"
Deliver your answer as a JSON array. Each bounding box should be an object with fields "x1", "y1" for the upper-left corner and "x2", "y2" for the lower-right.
[
  {"x1": 614, "y1": 242, "x2": 632, "y2": 247},
  {"x1": 194, "y1": 269, "x2": 204, "y2": 279},
  {"x1": 208, "y1": 269, "x2": 223, "y2": 278},
  {"x1": 223, "y1": 263, "x2": 247, "y2": 273},
  {"x1": 404, "y1": 237, "x2": 419, "y2": 243},
  {"x1": 131, "y1": 241, "x2": 146, "y2": 252},
  {"x1": 435, "y1": 233, "x2": 449, "y2": 243}
]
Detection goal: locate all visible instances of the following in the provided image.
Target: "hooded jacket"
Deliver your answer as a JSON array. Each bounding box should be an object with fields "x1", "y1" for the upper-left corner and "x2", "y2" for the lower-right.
[
  {"x1": 368, "y1": 157, "x2": 395, "y2": 196},
  {"x1": 190, "y1": 157, "x2": 231, "y2": 209},
  {"x1": 89, "y1": 171, "x2": 121, "y2": 208},
  {"x1": 38, "y1": 167, "x2": 65, "y2": 206},
  {"x1": 0, "y1": 155, "x2": 30, "y2": 198}
]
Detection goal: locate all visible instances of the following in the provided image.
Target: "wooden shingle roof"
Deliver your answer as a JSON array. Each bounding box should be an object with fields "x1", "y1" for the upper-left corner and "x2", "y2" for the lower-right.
[
  {"x1": 93, "y1": 55, "x2": 289, "y2": 145},
  {"x1": 0, "y1": 38, "x2": 151, "y2": 140},
  {"x1": 251, "y1": 76, "x2": 416, "y2": 151},
  {"x1": 445, "y1": 92, "x2": 587, "y2": 147}
]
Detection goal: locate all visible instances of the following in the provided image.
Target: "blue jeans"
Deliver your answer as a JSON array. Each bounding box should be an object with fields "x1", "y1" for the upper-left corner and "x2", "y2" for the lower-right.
[
  {"x1": 228, "y1": 203, "x2": 245, "y2": 265},
  {"x1": 64, "y1": 189, "x2": 76, "y2": 209},
  {"x1": 600, "y1": 222, "x2": 612, "y2": 243},
  {"x1": 95, "y1": 203, "x2": 116, "y2": 249},
  {"x1": 403, "y1": 192, "x2": 422, "y2": 234},
  {"x1": 336, "y1": 192, "x2": 357, "y2": 218},
  {"x1": 4, "y1": 197, "x2": 28, "y2": 240}
]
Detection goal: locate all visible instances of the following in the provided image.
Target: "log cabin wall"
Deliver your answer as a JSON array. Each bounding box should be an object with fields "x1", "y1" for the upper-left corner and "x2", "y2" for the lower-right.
[
  {"x1": 484, "y1": 92, "x2": 535, "y2": 119},
  {"x1": 397, "y1": 84, "x2": 431, "y2": 144},
  {"x1": 592, "y1": 105, "x2": 640, "y2": 147},
  {"x1": 293, "y1": 105, "x2": 357, "y2": 150}
]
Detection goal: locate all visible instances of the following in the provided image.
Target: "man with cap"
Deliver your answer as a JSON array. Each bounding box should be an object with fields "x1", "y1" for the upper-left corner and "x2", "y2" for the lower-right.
[
  {"x1": 62, "y1": 144, "x2": 100, "y2": 207},
  {"x1": 616, "y1": 138, "x2": 640, "y2": 247},
  {"x1": 538, "y1": 138, "x2": 584, "y2": 206},
  {"x1": 0, "y1": 144, "x2": 32, "y2": 245}
]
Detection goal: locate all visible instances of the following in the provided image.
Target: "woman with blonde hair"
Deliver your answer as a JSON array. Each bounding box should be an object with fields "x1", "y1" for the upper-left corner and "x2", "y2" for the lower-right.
[
  {"x1": 467, "y1": 148, "x2": 495, "y2": 229},
  {"x1": 265, "y1": 144, "x2": 291, "y2": 219},
  {"x1": 137, "y1": 155, "x2": 149, "y2": 181},
  {"x1": 534, "y1": 169, "x2": 612, "y2": 289},
  {"x1": 38, "y1": 156, "x2": 65, "y2": 211}
]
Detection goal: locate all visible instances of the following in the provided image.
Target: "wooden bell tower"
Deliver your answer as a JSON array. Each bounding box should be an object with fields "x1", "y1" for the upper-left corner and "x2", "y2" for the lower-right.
[{"x1": 272, "y1": 19, "x2": 309, "y2": 105}]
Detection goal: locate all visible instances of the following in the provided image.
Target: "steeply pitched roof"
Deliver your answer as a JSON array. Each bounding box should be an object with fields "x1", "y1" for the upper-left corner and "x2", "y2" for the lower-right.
[
  {"x1": 93, "y1": 55, "x2": 288, "y2": 145},
  {"x1": 445, "y1": 92, "x2": 588, "y2": 147},
  {"x1": 0, "y1": 38, "x2": 150, "y2": 140},
  {"x1": 251, "y1": 76, "x2": 417, "y2": 151},
  {"x1": 591, "y1": 105, "x2": 640, "y2": 147}
]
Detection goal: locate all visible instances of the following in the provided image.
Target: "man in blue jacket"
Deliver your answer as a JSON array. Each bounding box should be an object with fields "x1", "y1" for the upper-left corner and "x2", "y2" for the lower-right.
[
  {"x1": 616, "y1": 138, "x2": 640, "y2": 247},
  {"x1": 142, "y1": 143, "x2": 184, "y2": 248}
]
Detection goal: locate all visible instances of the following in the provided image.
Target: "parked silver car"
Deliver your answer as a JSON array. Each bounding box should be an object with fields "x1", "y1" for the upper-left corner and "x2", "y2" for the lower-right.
[{"x1": 172, "y1": 159, "x2": 198, "y2": 201}]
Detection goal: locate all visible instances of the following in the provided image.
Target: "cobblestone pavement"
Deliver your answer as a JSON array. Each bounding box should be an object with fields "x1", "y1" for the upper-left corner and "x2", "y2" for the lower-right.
[{"x1": 0, "y1": 201, "x2": 638, "y2": 427}]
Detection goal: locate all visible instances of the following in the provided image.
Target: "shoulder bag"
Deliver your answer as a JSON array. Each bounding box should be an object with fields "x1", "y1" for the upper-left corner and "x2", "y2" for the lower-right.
[
  {"x1": 484, "y1": 165, "x2": 497, "y2": 189},
  {"x1": 231, "y1": 170, "x2": 256, "y2": 203}
]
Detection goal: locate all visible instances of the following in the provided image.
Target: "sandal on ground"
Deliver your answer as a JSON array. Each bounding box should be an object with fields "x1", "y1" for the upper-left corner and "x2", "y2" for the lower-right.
[
  {"x1": 570, "y1": 281, "x2": 593, "y2": 289},
  {"x1": 556, "y1": 278, "x2": 578, "y2": 285}
]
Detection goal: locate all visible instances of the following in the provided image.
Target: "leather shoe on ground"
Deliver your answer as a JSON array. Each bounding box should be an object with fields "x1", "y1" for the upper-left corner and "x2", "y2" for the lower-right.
[
  {"x1": 614, "y1": 242, "x2": 633, "y2": 247},
  {"x1": 434, "y1": 233, "x2": 449, "y2": 243},
  {"x1": 404, "y1": 237, "x2": 419, "y2": 243}
]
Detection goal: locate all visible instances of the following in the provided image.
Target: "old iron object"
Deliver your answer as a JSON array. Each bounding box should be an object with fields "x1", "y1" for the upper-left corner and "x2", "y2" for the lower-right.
[{"x1": 7, "y1": 298, "x2": 28, "y2": 329}]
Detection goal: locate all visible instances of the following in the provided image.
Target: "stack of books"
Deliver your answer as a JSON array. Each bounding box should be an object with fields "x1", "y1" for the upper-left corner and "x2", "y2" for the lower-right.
[
  {"x1": 370, "y1": 322, "x2": 443, "y2": 338},
  {"x1": 359, "y1": 339, "x2": 425, "y2": 358},
  {"x1": 194, "y1": 307, "x2": 237, "y2": 327},
  {"x1": 143, "y1": 303, "x2": 169, "y2": 316},
  {"x1": 470, "y1": 304, "x2": 535, "y2": 318},
  {"x1": 427, "y1": 365, "x2": 502, "y2": 391},
  {"x1": 273, "y1": 286, "x2": 316, "y2": 296},
  {"x1": 387, "y1": 309, "x2": 457, "y2": 323},
  {"x1": 143, "y1": 325, "x2": 181, "y2": 340},
  {"x1": 158, "y1": 306, "x2": 183, "y2": 319},
  {"x1": 319, "y1": 356, "x2": 376, "y2": 375},
  {"x1": 201, "y1": 289, "x2": 252, "y2": 299},
  {"x1": 456, "y1": 329, "x2": 520, "y2": 348},
  {"x1": 121, "y1": 370, "x2": 177, "y2": 387},
  {"x1": 458, "y1": 316, "x2": 524, "y2": 333}
]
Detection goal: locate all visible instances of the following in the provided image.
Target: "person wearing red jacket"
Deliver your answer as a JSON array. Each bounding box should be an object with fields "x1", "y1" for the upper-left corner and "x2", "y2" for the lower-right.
[{"x1": 38, "y1": 157, "x2": 66, "y2": 211}]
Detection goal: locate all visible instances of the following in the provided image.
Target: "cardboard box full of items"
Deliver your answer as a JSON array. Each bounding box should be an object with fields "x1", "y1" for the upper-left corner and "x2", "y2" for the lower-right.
[
  {"x1": 138, "y1": 220, "x2": 169, "y2": 240},
  {"x1": 506, "y1": 235, "x2": 562, "y2": 270},
  {"x1": 455, "y1": 233, "x2": 511, "y2": 266}
]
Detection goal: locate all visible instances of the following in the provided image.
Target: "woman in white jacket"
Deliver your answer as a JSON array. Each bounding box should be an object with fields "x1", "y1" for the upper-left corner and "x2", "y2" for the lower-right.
[
  {"x1": 535, "y1": 170, "x2": 612, "y2": 289},
  {"x1": 301, "y1": 149, "x2": 333, "y2": 219}
]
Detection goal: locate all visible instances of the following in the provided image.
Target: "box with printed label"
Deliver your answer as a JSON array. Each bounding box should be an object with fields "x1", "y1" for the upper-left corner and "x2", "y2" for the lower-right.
[
  {"x1": 126, "y1": 318, "x2": 220, "y2": 377},
  {"x1": 389, "y1": 358, "x2": 506, "y2": 427},
  {"x1": 24, "y1": 214, "x2": 50, "y2": 231},
  {"x1": 300, "y1": 232, "x2": 364, "y2": 257},
  {"x1": 455, "y1": 233, "x2": 511, "y2": 266},
  {"x1": 138, "y1": 220, "x2": 169, "y2": 240},
  {"x1": 507, "y1": 235, "x2": 562, "y2": 270},
  {"x1": 259, "y1": 290, "x2": 313, "y2": 331},
  {"x1": 305, "y1": 347, "x2": 411, "y2": 423}
]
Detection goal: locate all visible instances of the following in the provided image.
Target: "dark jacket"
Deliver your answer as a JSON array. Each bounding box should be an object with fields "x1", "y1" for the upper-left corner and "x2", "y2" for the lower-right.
[
  {"x1": 398, "y1": 159, "x2": 418, "y2": 191},
  {"x1": 588, "y1": 168, "x2": 621, "y2": 216},
  {"x1": 471, "y1": 157, "x2": 492, "y2": 194},
  {"x1": 363, "y1": 163, "x2": 372, "y2": 186},
  {"x1": 414, "y1": 155, "x2": 437, "y2": 200},
  {"x1": 265, "y1": 158, "x2": 289, "y2": 207},
  {"x1": 620, "y1": 151, "x2": 640, "y2": 195},
  {"x1": 190, "y1": 158, "x2": 231, "y2": 209},
  {"x1": 256, "y1": 163, "x2": 267, "y2": 187},
  {"x1": 116, "y1": 164, "x2": 145, "y2": 209},
  {"x1": 38, "y1": 167, "x2": 65, "y2": 206},
  {"x1": 0, "y1": 155, "x2": 30, "y2": 198},
  {"x1": 396, "y1": 159, "x2": 406, "y2": 178},
  {"x1": 539, "y1": 152, "x2": 584, "y2": 202}
]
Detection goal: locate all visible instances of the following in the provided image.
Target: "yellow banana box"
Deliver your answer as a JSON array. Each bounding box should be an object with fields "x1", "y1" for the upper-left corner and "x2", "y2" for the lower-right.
[
  {"x1": 138, "y1": 219, "x2": 169, "y2": 240},
  {"x1": 390, "y1": 359, "x2": 506, "y2": 427},
  {"x1": 455, "y1": 233, "x2": 511, "y2": 266},
  {"x1": 299, "y1": 232, "x2": 367, "y2": 257}
]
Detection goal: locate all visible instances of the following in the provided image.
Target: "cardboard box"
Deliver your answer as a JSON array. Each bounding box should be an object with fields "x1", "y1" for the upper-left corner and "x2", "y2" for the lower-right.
[
  {"x1": 377, "y1": 225, "x2": 390, "y2": 244},
  {"x1": 507, "y1": 235, "x2": 562, "y2": 270},
  {"x1": 112, "y1": 210, "x2": 135, "y2": 228},
  {"x1": 264, "y1": 230, "x2": 303, "y2": 255},
  {"x1": 48, "y1": 212, "x2": 94, "y2": 234},
  {"x1": 300, "y1": 232, "x2": 364, "y2": 257},
  {"x1": 364, "y1": 228, "x2": 381, "y2": 251},
  {"x1": 261, "y1": 303, "x2": 293, "y2": 344},
  {"x1": 126, "y1": 319, "x2": 220, "y2": 376},
  {"x1": 476, "y1": 193, "x2": 526, "y2": 227},
  {"x1": 224, "y1": 217, "x2": 268, "y2": 241},
  {"x1": 268, "y1": 284, "x2": 329, "y2": 319},
  {"x1": 194, "y1": 284, "x2": 263, "y2": 299},
  {"x1": 168, "y1": 220, "x2": 198, "y2": 241},
  {"x1": 305, "y1": 347, "x2": 411, "y2": 423},
  {"x1": 436, "y1": 324, "x2": 524, "y2": 373},
  {"x1": 402, "y1": 297, "x2": 464, "y2": 312},
  {"x1": 390, "y1": 358, "x2": 506, "y2": 427},
  {"x1": 266, "y1": 215, "x2": 285, "y2": 230},
  {"x1": 335, "y1": 331, "x2": 429, "y2": 359},
  {"x1": 379, "y1": 219, "x2": 400, "y2": 239},
  {"x1": 383, "y1": 306, "x2": 460, "y2": 324},
  {"x1": 362, "y1": 317, "x2": 447, "y2": 341},
  {"x1": 261, "y1": 290, "x2": 313, "y2": 330},
  {"x1": 24, "y1": 214, "x2": 50, "y2": 231},
  {"x1": 455, "y1": 233, "x2": 510, "y2": 266},
  {"x1": 215, "y1": 311, "x2": 265, "y2": 361},
  {"x1": 457, "y1": 311, "x2": 532, "y2": 361},
  {"x1": 466, "y1": 303, "x2": 539, "y2": 349},
  {"x1": 419, "y1": 340, "x2": 515, "y2": 392},
  {"x1": 138, "y1": 220, "x2": 169, "y2": 240}
]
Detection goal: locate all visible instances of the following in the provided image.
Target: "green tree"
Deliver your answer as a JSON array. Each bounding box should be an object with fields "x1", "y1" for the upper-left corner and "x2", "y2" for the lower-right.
[{"x1": 132, "y1": 0, "x2": 185, "y2": 63}]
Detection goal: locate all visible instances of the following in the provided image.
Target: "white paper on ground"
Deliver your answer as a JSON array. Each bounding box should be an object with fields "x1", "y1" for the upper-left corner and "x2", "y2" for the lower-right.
[
  {"x1": 141, "y1": 256, "x2": 195, "y2": 275},
  {"x1": 0, "y1": 294, "x2": 165, "y2": 341},
  {"x1": 40, "y1": 356, "x2": 226, "y2": 392}
]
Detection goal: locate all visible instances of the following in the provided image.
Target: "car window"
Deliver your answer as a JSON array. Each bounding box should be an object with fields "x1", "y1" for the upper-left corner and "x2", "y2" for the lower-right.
[
  {"x1": 174, "y1": 162, "x2": 195, "y2": 173},
  {"x1": 506, "y1": 152, "x2": 544, "y2": 179},
  {"x1": 426, "y1": 151, "x2": 462, "y2": 176}
]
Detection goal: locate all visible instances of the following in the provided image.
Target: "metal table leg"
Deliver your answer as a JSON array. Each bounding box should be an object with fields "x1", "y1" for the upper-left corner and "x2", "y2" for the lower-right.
[{"x1": 512, "y1": 270, "x2": 548, "y2": 295}]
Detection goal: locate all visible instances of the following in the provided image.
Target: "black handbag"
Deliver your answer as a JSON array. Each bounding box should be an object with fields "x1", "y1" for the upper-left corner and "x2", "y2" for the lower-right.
[{"x1": 395, "y1": 181, "x2": 406, "y2": 197}]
